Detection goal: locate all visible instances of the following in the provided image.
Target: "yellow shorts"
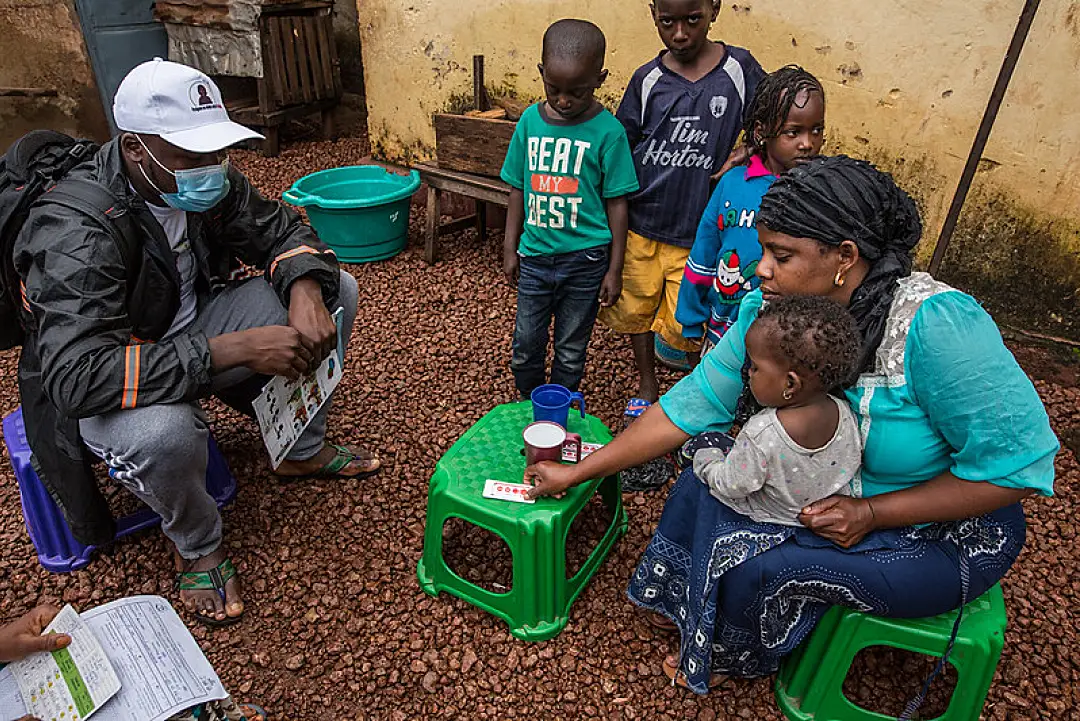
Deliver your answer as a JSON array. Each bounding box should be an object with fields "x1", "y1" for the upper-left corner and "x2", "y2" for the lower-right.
[{"x1": 598, "y1": 230, "x2": 700, "y2": 352}]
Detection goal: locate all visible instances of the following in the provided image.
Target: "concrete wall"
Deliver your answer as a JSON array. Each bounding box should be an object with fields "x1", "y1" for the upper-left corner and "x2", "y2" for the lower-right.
[
  {"x1": 0, "y1": 0, "x2": 109, "y2": 148},
  {"x1": 357, "y1": 0, "x2": 1080, "y2": 338}
]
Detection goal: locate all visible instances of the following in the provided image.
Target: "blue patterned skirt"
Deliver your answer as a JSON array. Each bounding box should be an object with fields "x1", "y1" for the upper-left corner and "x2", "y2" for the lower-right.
[{"x1": 627, "y1": 466, "x2": 1026, "y2": 694}]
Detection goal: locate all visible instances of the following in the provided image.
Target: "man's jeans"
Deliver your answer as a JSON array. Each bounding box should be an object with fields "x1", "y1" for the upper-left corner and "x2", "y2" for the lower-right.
[
  {"x1": 511, "y1": 246, "x2": 608, "y2": 398},
  {"x1": 79, "y1": 270, "x2": 359, "y2": 560}
]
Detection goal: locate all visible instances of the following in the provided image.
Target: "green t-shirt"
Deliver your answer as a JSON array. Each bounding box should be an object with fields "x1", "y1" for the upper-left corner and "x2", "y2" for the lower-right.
[{"x1": 500, "y1": 103, "x2": 639, "y2": 257}]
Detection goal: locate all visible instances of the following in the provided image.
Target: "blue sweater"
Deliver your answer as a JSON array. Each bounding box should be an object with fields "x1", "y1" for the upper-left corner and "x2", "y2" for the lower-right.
[
  {"x1": 676, "y1": 156, "x2": 775, "y2": 345},
  {"x1": 616, "y1": 44, "x2": 764, "y2": 249}
]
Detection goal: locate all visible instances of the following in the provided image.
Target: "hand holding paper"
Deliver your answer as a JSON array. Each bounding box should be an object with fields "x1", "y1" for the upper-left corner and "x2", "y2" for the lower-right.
[{"x1": 0, "y1": 606, "x2": 71, "y2": 663}]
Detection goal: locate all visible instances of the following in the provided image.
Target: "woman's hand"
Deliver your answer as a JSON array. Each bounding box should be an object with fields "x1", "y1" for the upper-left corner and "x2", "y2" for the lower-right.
[
  {"x1": 525, "y1": 461, "x2": 580, "y2": 499},
  {"x1": 0, "y1": 605, "x2": 72, "y2": 663},
  {"x1": 798, "y1": 496, "x2": 876, "y2": 548}
]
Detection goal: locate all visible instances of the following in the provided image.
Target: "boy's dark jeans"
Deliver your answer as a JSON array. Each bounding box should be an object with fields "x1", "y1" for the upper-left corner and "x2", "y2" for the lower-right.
[{"x1": 511, "y1": 246, "x2": 609, "y2": 398}]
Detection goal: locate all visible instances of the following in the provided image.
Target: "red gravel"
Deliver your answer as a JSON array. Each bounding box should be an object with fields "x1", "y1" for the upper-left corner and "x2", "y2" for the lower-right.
[{"x1": 0, "y1": 135, "x2": 1076, "y2": 720}]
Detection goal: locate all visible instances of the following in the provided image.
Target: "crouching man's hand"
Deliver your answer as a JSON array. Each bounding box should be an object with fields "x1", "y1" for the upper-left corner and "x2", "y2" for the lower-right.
[
  {"x1": 210, "y1": 326, "x2": 316, "y2": 381},
  {"x1": 288, "y1": 278, "x2": 336, "y2": 363}
]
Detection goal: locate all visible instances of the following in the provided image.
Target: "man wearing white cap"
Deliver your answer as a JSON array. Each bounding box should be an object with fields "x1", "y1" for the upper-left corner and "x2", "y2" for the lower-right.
[{"x1": 15, "y1": 59, "x2": 379, "y2": 625}]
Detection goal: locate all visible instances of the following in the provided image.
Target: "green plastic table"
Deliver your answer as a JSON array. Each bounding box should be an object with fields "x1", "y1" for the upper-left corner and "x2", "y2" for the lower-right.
[
  {"x1": 417, "y1": 402, "x2": 628, "y2": 641},
  {"x1": 775, "y1": 583, "x2": 1008, "y2": 721}
]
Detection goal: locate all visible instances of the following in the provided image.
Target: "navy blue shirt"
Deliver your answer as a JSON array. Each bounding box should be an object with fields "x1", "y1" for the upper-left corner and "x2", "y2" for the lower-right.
[{"x1": 616, "y1": 44, "x2": 765, "y2": 248}]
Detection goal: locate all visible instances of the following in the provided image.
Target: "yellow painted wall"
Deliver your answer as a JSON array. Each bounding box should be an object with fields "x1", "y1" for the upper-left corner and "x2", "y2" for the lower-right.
[{"x1": 358, "y1": 0, "x2": 1080, "y2": 335}]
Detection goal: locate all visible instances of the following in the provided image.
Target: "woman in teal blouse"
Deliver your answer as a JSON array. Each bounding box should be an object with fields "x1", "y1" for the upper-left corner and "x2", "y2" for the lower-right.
[{"x1": 526, "y1": 156, "x2": 1058, "y2": 693}]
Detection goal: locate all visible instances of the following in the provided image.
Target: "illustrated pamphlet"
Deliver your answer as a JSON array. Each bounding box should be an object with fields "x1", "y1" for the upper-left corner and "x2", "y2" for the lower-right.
[{"x1": 252, "y1": 307, "x2": 345, "y2": 468}]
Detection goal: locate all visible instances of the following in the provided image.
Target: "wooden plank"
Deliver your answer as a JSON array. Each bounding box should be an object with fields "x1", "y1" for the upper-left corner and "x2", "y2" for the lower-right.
[
  {"x1": 433, "y1": 113, "x2": 517, "y2": 178},
  {"x1": 266, "y1": 16, "x2": 286, "y2": 106},
  {"x1": 294, "y1": 16, "x2": 314, "y2": 104},
  {"x1": 314, "y1": 14, "x2": 336, "y2": 95},
  {"x1": 473, "y1": 55, "x2": 488, "y2": 112},
  {"x1": 465, "y1": 108, "x2": 507, "y2": 119},
  {"x1": 231, "y1": 98, "x2": 338, "y2": 126},
  {"x1": 425, "y1": 186, "x2": 439, "y2": 265},
  {"x1": 414, "y1": 161, "x2": 513, "y2": 195},
  {"x1": 302, "y1": 16, "x2": 324, "y2": 99},
  {"x1": 258, "y1": 16, "x2": 278, "y2": 113},
  {"x1": 492, "y1": 96, "x2": 530, "y2": 122},
  {"x1": 324, "y1": 11, "x2": 342, "y2": 96},
  {"x1": 279, "y1": 17, "x2": 300, "y2": 105},
  {"x1": 420, "y1": 178, "x2": 511, "y2": 207}
]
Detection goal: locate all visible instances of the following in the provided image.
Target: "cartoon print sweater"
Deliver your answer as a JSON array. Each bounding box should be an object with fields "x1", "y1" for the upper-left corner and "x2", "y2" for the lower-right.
[{"x1": 676, "y1": 155, "x2": 776, "y2": 346}]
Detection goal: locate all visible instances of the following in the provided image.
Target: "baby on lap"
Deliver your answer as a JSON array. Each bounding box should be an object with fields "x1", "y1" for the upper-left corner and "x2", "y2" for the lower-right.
[{"x1": 694, "y1": 295, "x2": 862, "y2": 525}]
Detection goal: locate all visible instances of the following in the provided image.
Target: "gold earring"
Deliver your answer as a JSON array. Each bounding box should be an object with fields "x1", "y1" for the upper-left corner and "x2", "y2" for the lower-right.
[
  {"x1": 783, "y1": 389, "x2": 794, "y2": 401},
  {"x1": 834, "y1": 269, "x2": 846, "y2": 287}
]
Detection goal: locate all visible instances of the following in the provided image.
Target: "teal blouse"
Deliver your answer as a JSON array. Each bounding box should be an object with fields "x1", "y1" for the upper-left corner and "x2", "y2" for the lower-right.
[{"x1": 660, "y1": 273, "x2": 1058, "y2": 498}]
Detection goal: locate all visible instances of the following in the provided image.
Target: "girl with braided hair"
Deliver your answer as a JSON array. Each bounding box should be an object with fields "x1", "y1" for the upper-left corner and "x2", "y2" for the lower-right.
[
  {"x1": 676, "y1": 65, "x2": 825, "y2": 361},
  {"x1": 526, "y1": 155, "x2": 1058, "y2": 693}
]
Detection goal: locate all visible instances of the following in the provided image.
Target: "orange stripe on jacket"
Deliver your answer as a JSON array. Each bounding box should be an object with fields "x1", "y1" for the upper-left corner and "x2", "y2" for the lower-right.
[
  {"x1": 131, "y1": 344, "x2": 141, "y2": 408},
  {"x1": 121, "y1": 345, "x2": 141, "y2": 409},
  {"x1": 19, "y1": 281, "x2": 30, "y2": 312},
  {"x1": 269, "y1": 245, "x2": 335, "y2": 277}
]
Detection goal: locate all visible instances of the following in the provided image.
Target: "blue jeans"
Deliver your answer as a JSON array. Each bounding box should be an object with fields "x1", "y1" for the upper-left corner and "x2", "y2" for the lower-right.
[{"x1": 511, "y1": 246, "x2": 609, "y2": 397}]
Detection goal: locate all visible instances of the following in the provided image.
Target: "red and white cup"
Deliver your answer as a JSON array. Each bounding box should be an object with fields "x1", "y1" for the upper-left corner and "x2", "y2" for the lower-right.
[{"x1": 523, "y1": 421, "x2": 581, "y2": 465}]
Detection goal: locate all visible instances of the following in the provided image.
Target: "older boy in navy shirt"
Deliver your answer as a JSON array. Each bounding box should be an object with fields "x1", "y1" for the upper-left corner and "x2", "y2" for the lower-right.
[{"x1": 599, "y1": 0, "x2": 764, "y2": 420}]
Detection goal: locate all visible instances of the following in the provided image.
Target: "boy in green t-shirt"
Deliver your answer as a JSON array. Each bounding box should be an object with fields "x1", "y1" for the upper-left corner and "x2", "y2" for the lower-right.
[{"x1": 501, "y1": 19, "x2": 639, "y2": 398}]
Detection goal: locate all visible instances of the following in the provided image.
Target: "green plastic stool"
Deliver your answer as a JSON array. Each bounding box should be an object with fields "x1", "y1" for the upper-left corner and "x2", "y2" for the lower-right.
[
  {"x1": 775, "y1": 583, "x2": 1007, "y2": 721},
  {"x1": 417, "y1": 402, "x2": 628, "y2": 641}
]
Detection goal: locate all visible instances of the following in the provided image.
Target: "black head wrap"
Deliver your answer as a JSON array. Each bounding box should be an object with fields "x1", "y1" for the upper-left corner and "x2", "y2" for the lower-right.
[
  {"x1": 757, "y1": 155, "x2": 921, "y2": 374},
  {"x1": 732, "y1": 156, "x2": 921, "y2": 425}
]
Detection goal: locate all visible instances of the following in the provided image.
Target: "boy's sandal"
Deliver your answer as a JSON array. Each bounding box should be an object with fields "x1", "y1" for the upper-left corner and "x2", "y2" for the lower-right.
[
  {"x1": 623, "y1": 398, "x2": 653, "y2": 421},
  {"x1": 175, "y1": 558, "x2": 242, "y2": 627},
  {"x1": 239, "y1": 703, "x2": 269, "y2": 721},
  {"x1": 662, "y1": 654, "x2": 729, "y2": 691},
  {"x1": 278, "y1": 444, "x2": 380, "y2": 481}
]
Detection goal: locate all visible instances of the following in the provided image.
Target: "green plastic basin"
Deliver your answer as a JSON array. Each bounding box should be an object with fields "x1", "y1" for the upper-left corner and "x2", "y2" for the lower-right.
[{"x1": 283, "y1": 165, "x2": 421, "y2": 263}]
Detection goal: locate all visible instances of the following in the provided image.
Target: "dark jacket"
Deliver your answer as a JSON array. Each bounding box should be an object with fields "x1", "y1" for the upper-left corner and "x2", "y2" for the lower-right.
[{"x1": 14, "y1": 138, "x2": 339, "y2": 544}]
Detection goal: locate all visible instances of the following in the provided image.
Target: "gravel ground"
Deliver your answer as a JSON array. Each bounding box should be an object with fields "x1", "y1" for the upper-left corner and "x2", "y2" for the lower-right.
[{"x1": 0, "y1": 136, "x2": 1076, "y2": 720}]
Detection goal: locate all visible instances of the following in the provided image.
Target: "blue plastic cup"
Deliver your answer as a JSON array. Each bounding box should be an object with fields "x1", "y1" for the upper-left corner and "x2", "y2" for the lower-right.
[{"x1": 531, "y1": 384, "x2": 586, "y2": 428}]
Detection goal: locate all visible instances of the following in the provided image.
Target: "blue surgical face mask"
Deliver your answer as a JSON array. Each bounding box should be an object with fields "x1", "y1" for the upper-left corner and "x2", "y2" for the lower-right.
[{"x1": 135, "y1": 136, "x2": 230, "y2": 212}]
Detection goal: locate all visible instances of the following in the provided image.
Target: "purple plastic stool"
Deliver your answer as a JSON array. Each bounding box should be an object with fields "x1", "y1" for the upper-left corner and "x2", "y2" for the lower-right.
[{"x1": 2, "y1": 407, "x2": 237, "y2": 573}]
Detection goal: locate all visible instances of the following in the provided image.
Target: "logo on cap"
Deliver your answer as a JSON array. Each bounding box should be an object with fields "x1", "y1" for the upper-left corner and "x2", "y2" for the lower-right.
[{"x1": 188, "y1": 81, "x2": 223, "y2": 112}]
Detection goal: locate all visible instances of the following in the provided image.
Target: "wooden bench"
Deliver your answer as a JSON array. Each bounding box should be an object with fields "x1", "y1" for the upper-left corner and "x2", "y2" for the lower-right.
[{"x1": 414, "y1": 162, "x2": 512, "y2": 265}]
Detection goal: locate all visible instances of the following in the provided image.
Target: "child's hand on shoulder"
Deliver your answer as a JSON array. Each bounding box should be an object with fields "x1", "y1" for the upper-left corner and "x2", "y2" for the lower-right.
[
  {"x1": 599, "y1": 269, "x2": 622, "y2": 307},
  {"x1": 503, "y1": 250, "x2": 520, "y2": 285},
  {"x1": 711, "y1": 143, "x2": 751, "y2": 182}
]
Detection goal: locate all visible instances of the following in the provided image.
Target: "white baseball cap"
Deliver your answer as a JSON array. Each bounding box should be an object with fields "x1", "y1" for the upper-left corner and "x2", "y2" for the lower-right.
[{"x1": 113, "y1": 58, "x2": 264, "y2": 153}]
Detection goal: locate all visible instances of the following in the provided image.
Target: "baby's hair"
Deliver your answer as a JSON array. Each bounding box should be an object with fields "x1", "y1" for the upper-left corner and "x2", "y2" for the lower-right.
[
  {"x1": 753, "y1": 295, "x2": 860, "y2": 391},
  {"x1": 542, "y1": 19, "x2": 606, "y2": 71},
  {"x1": 743, "y1": 65, "x2": 824, "y2": 154}
]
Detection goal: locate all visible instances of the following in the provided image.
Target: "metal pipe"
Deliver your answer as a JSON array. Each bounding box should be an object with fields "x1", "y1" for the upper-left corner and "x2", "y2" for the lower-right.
[{"x1": 927, "y1": 0, "x2": 1042, "y2": 277}]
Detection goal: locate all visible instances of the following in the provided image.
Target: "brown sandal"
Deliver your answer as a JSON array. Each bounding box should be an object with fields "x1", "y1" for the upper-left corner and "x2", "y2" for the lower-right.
[
  {"x1": 662, "y1": 654, "x2": 728, "y2": 690},
  {"x1": 646, "y1": 612, "x2": 677, "y2": 632}
]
